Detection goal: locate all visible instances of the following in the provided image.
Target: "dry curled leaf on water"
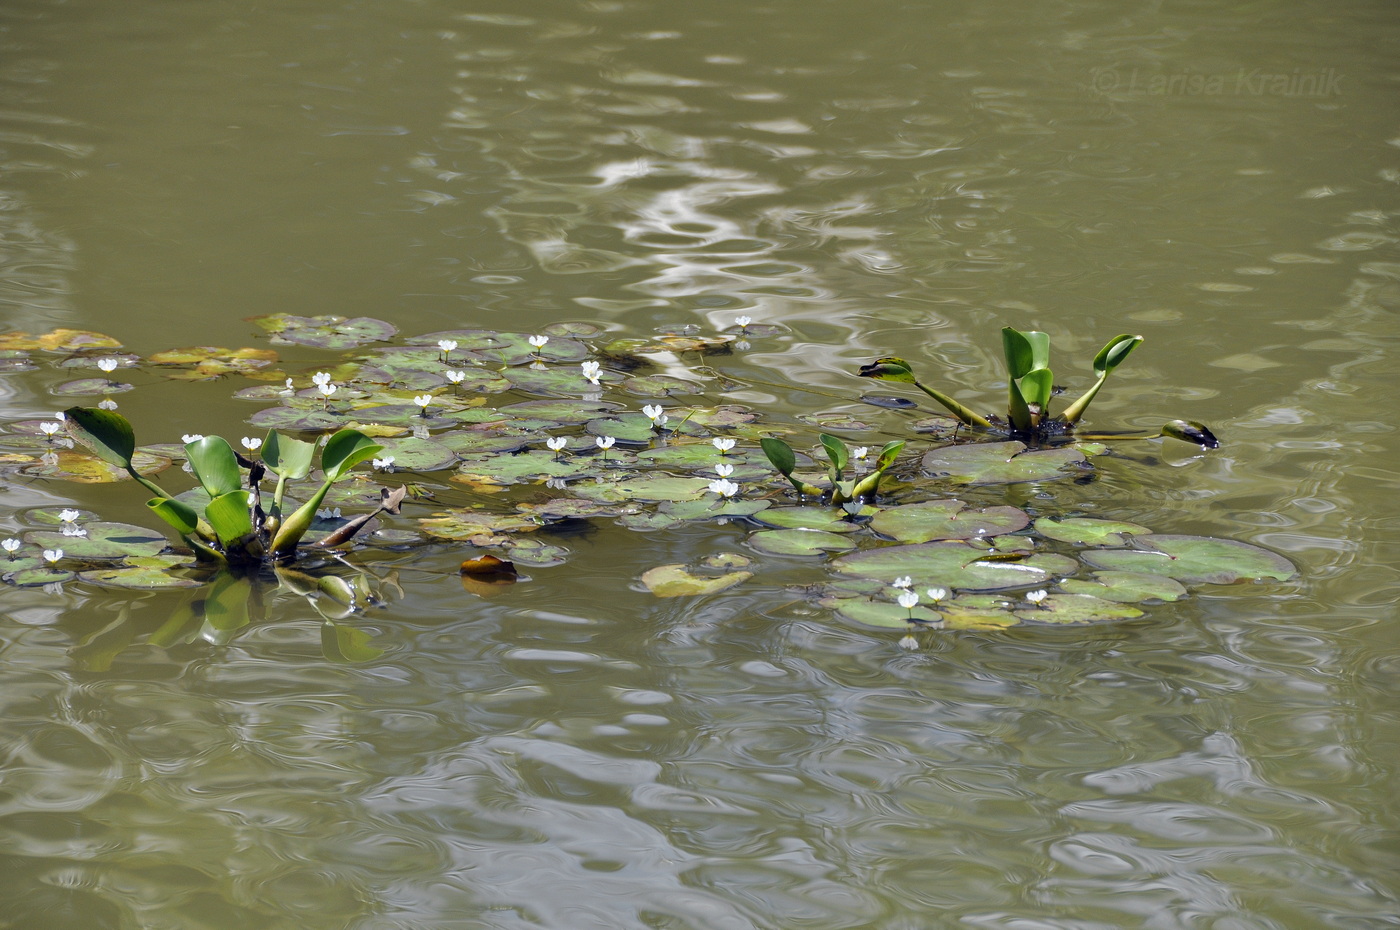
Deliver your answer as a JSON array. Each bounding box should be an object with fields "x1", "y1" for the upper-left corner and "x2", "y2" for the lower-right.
[{"x1": 459, "y1": 553, "x2": 518, "y2": 597}]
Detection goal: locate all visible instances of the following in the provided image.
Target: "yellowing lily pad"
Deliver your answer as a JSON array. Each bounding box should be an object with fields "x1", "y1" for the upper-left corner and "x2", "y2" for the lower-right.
[
  {"x1": 871, "y1": 499, "x2": 1030, "y2": 543},
  {"x1": 642, "y1": 564, "x2": 752, "y2": 597},
  {"x1": 1080, "y1": 535, "x2": 1296, "y2": 584}
]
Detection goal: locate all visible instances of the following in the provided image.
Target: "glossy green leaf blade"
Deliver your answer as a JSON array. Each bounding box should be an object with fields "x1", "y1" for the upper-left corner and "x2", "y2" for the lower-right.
[
  {"x1": 321, "y1": 429, "x2": 384, "y2": 481},
  {"x1": 1001, "y1": 327, "x2": 1048, "y2": 380},
  {"x1": 1019, "y1": 367, "x2": 1054, "y2": 411},
  {"x1": 186, "y1": 436, "x2": 244, "y2": 499},
  {"x1": 204, "y1": 490, "x2": 254, "y2": 542},
  {"x1": 263, "y1": 431, "x2": 315, "y2": 481},
  {"x1": 63, "y1": 406, "x2": 136, "y2": 468},
  {"x1": 819, "y1": 433, "x2": 848, "y2": 480},
  {"x1": 147, "y1": 496, "x2": 201, "y2": 536},
  {"x1": 1093, "y1": 334, "x2": 1143, "y2": 376},
  {"x1": 760, "y1": 437, "x2": 797, "y2": 477}
]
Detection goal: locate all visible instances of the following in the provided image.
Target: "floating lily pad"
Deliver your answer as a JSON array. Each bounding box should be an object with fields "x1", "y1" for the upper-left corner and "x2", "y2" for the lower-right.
[
  {"x1": 748, "y1": 529, "x2": 857, "y2": 556},
  {"x1": 572, "y1": 475, "x2": 712, "y2": 503},
  {"x1": 922, "y1": 441, "x2": 1090, "y2": 485},
  {"x1": 819, "y1": 596, "x2": 944, "y2": 630},
  {"x1": 4, "y1": 566, "x2": 75, "y2": 586},
  {"x1": 752, "y1": 506, "x2": 857, "y2": 533},
  {"x1": 500, "y1": 399, "x2": 622, "y2": 425},
  {"x1": 78, "y1": 566, "x2": 202, "y2": 589},
  {"x1": 682, "y1": 406, "x2": 759, "y2": 428},
  {"x1": 52, "y1": 378, "x2": 136, "y2": 395},
  {"x1": 833, "y1": 541, "x2": 1079, "y2": 592},
  {"x1": 619, "y1": 374, "x2": 707, "y2": 397},
  {"x1": 453, "y1": 449, "x2": 598, "y2": 485},
  {"x1": 494, "y1": 536, "x2": 570, "y2": 567},
  {"x1": 24, "y1": 449, "x2": 172, "y2": 483},
  {"x1": 1058, "y1": 571, "x2": 1187, "y2": 603},
  {"x1": 1013, "y1": 594, "x2": 1145, "y2": 624},
  {"x1": 658, "y1": 497, "x2": 770, "y2": 521},
  {"x1": 147, "y1": 346, "x2": 280, "y2": 378},
  {"x1": 419, "y1": 510, "x2": 541, "y2": 541},
  {"x1": 372, "y1": 438, "x2": 459, "y2": 472},
  {"x1": 871, "y1": 500, "x2": 1030, "y2": 543},
  {"x1": 642, "y1": 564, "x2": 751, "y2": 597},
  {"x1": 585, "y1": 414, "x2": 705, "y2": 443},
  {"x1": 504, "y1": 366, "x2": 601, "y2": 395},
  {"x1": 436, "y1": 432, "x2": 534, "y2": 456},
  {"x1": 635, "y1": 444, "x2": 762, "y2": 470},
  {"x1": 1034, "y1": 516, "x2": 1152, "y2": 547},
  {"x1": 0, "y1": 329, "x2": 123, "y2": 351},
  {"x1": 1080, "y1": 535, "x2": 1296, "y2": 584},
  {"x1": 26, "y1": 521, "x2": 170, "y2": 559},
  {"x1": 247, "y1": 314, "x2": 397, "y2": 349},
  {"x1": 517, "y1": 498, "x2": 621, "y2": 520},
  {"x1": 248, "y1": 406, "x2": 347, "y2": 431}
]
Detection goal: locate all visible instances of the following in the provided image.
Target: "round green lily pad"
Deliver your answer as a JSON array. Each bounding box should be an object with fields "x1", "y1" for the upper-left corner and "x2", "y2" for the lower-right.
[
  {"x1": 656, "y1": 497, "x2": 771, "y2": 522},
  {"x1": 500, "y1": 399, "x2": 622, "y2": 425},
  {"x1": 1034, "y1": 516, "x2": 1152, "y2": 547},
  {"x1": 833, "y1": 541, "x2": 1078, "y2": 592},
  {"x1": 3, "y1": 566, "x2": 75, "y2": 586},
  {"x1": 871, "y1": 500, "x2": 1030, "y2": 543},
  {"x1": 1013, "y1": 594, "x2": 1145, "y2": 624},
  {"x1": 53, "y1": 378, "x2": 136, "y2": 395},
  {"x1": 372, "y1": 438, "x2": 459, "y2": 472},
  {"x1": 1058, "y1": 571, "x2": 1187, "y2": 603},
  {"x1": 25, "y1": 521, "x2": 170, "y2": 559},
  {"x1": 1080, "y1": 535, "x2": 1296, "y2": 584},
  {"x1": 619, "y1": 375, "x2": 707, "y2": 397},
  {"x1": 248, "y1": 407, "x2": 346, "y2": 431},
  {"x1": 419, "y1": 510, "x2": 541, "y2": 540},
  {"x1": 572, "y1": 475, "x2": 711, "y2": 503},
  {"x1": 78, "y1": 567, "x2": 202, "y2": 589},
  {"x1": 247, "y1": 314, "x2": 398, "y2": 349},
  {"x1": 818, "y1": 595, "x2": 944, "y2": 629},
  {"x1": 748, "y1": 529, "x2": 857, "y2": 556},
  {"x1": 922, "y1": 441, "x2": 1089, "y2": 485},
  {"x1": 752, "y1": 506, "x2": 857, "y2": 533}
]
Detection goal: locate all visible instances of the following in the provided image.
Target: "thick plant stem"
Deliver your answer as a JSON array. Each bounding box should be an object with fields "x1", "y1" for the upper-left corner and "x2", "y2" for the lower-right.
[{"x1": 911, "y1": 380, "x2": 996, "y2": 430}]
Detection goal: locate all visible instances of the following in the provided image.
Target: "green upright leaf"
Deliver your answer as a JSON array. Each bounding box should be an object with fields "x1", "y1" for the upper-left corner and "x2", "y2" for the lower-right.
[
  {"x1": 63, "y1": 406, "x2": 135, "y2": 468},
  {"x1": 1001, "y1": 328, "x2": 1049, "y2": 380},
  {"x1": 760, "y1": 437, "x2": 797, "y2": 477},
  {"x1": 204, "y1": 490, "x2": 254, "y2": 543},
  {"x1": 147, "y1": 497, "x2": 201, "y2": 536},
  {"x1": 1061, "y1": 334, "x2": 1143, "y2": 425},
  {"x1": 186, "y1": 436, "x2": 244, "y2": 499},
  {"x1": 820, "y1": 433, "x2": 848, "y2": 480},
  {"x1": 263, "y1": 431, "x2": 315, "y2": 480},
  {"x1": 321, "y1": 429, "x2": 384, "y2": 482},
  {"x1": 1019, "y1": 367, "x2": 1054, "y2": 412}
]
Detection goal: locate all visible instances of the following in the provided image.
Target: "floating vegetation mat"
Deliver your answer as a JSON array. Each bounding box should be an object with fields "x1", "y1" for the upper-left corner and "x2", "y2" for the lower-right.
[{"x1": 0, "y1": 318, "x2": 1295, "y2": 644}]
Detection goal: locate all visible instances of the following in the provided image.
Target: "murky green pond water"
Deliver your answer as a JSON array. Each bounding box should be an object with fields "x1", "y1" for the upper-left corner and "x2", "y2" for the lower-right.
[{"x1": 3, "y1": 0, "x2": 1399, "y2": 927}]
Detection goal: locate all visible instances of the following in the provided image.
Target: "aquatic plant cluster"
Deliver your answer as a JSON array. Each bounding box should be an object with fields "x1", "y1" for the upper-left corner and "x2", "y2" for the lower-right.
[{"x1": 0, "y1": 317, "x2": 1293, "y2": 646}]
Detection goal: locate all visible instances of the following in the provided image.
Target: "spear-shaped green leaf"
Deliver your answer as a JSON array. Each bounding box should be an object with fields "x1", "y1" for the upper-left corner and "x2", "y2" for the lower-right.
[
  {"x1": 1160, "y1": 419, "x2": 1220, "y2": 449},
  {"x1": 1001, "y1": 328, "x2": 1050, "y2": 380},
  {"x1": 819, "y1": 433, "x2": 848, "y2": 485},
  {"x1": 857, "y1": 357, "x2": 995, "y2": 430},
  {"x1": 185, "y1": 437, "x2": 244, "y2": 500},
  {"x1": 760, "y1": 437, "x2": 825, "y2": 496},
  {"x1": 1061, "y1": 334, "x2": 1142, "y2": 425},
  {"x1": 269, "y1": 429, "x2": 382, "y2": 559},
  {"x1": 64, "y1": 406, "x2": 171, "y2": 499}
]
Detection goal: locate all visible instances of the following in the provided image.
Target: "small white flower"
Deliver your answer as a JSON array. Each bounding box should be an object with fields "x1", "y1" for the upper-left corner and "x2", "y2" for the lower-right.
[
  {"x1": 43, "y1": 548, "x2": 63, "y2": 563},
  {"x1": 712, "y1": 437, "x2": 736, "y2": 453},
  {"x1": 595, "y1": 436, "x2": 616, "y2": 450},
  {"x1": 318, "y1": 382, "x2": 337, "y2": 397},
  {"x1": 182, "y1": 433, "x2": 204, "y2": 443},
  {"x1": 96, "y1": 357, "x2": 118, "y2": 373},
  {"x1": 714, "y1": 462, "x2": 734, "y2": 477},
  {"x1": 546, "y1": 437, "x2": 567, "y2": 452},
  {"x1": 898, "y1": 633, "x2": 919, "y2": 650},
  {"x1": 897, "y1": 590, "x2": 919, "y2": 610},
  {"x1": 39, "y1": 421, "x2": 62, "y2": 437},
  {"x1": 98, "y1": 399, "x2": 118, "y2": 410},
  {"x1": 445, "y1": 370, "x2": 466, "y2": 385},
  {"x1": 926, "y1": 587, "x2": 947, "y2": 603},
  {"x1": 581, "y1": 361, "x2": 602, "y2": 384},
  {"x1": 735, "y1": 315, "x2": 752, "y2": 328},
  {"x1": 316, "y1": 507, "x2": 342, "y2": 520},
  {"x1": 852, "y1": 446, "x2": 869, "y2": 460},
  {"x1": 241, "y1": 437, "x2": 262, "y2": 451},
  {"x1": 708, "y1": 478, "x2": 739, "y2": 498},
  {"x1": 642, "y1": 404, "x2": 665, "y2": 421},
  {"x1": 372, "y1": 456, "x2": 395, "y2": 471},
  {"x1": 61, "y1": 524, "x2": 87, "y2": 537},
  {"x1": 59, "y1": 509, "x2": 80, "y2": 523},
  {"x1": 438, "y1": 339, "x2": 458, "y2": 354},
  {"x1": 2, "y1": 538, "x2": 20, "y2": 555},
  {"x1": 1026, "y1": 589, "x2": 1048, "y2": 604},
  {"x1": 280, "y1": 377, "x2": 295, "y2": 394},
  {"x1": 54, "y1": 412, "x2": 67, "y2": 421},
  {"x1": 893, "y1": 576, "x2": 912, "y2": 589},
  {"x1": 312, "y1": 371, "x2": 332, "y2": 386},
  {"x1": 414, "y1": 394, "x2": 433, "y2": 409},
  {"x1": 527, "y1": 334, "x2": 549, "y2": 349}
]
